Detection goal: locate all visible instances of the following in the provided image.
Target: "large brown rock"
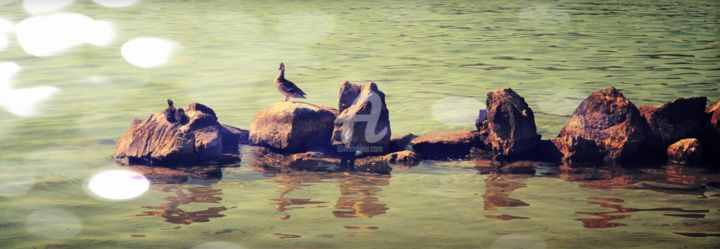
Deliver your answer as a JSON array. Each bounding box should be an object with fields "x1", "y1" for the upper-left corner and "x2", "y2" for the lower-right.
[
  {"x1": 667, "y1": 138, "x2": 703, "y2": 165},
  {"x1": 482, "y1": 88, "x2": 540, "y2": 157},
  {"x1": 332, "y1": 82, "x2": 391, "y2": 156},
  {"x1": 115, "y1": 103, "x2": 247, "y2": 166},
  {"x1": 703, "y1": 100, "x2": 720, "y2": 163},
  {"x1": 249, "y1": 102, "x2": 338, "y2": 153},
  {"x1": 410, "y1": 130, "x2": 486, "y2": 159},
  {"x1": 639, "y1": 97, "x2": 707, "y2": 155},
  {"x1": 556, "y1": 87, "x2": 647, "y2": 164},
  {"x1": 708, "y1": 100, "x2": 720, "y2": 132}
]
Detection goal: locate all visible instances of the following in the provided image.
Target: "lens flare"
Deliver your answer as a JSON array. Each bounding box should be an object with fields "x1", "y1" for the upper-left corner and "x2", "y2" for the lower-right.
[
  {"x1": 121, "y1": 37, "x2": 179, "y2": 68},
  {"x1": 87, "y1": 169, "x2": 150, "y2": 201},
  {"x1": 16, "y1": 13, "x2": 114, "y2": 57}
]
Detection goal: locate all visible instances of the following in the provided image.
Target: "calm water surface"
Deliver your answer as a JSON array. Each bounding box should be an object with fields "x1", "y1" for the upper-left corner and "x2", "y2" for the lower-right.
[{"x1": 1, "y1": 0, "x2": 719, "y2": 248}]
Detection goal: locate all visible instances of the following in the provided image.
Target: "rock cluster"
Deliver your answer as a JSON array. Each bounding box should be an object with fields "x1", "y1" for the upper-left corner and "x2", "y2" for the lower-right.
[
  {"x1": 116, "y1": 84, "x2": 719, "y2": 175},
  {"x1": 114, "y1": 103, "x2": 248, "y2": 166}
]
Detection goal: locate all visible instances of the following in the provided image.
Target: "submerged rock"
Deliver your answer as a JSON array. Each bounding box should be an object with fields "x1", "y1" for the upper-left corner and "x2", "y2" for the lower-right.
[
  {"x1": 639, "y1": 97, "x2": 707, "y2": 156},
  {"x1": 332, "y1": 82, "x2": 391, "y2": 156},
  {"x1": 383, "y1": 150, "x2": 420, "y2": 165},
  {"x1": 556, "y1": 87, "x2": 647, "y2": 164},
  {"x1": 482, "y1": 88, "x2": 540, "y2": 157},
  {"x1": 410, "y1": 130, "x2": 486, "y2": 159},
  {"x1": 249, "y1": 101, "x2": 338, "y2": 153},
  {"x1": 114, "y1": 103, "x2": 247, "y2": 166},
  {"x1": 667, "y1": 138, "x2": 703, "y2": 165}
]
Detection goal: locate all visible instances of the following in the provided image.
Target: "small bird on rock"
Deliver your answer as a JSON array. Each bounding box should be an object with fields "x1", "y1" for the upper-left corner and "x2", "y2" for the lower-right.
[
  {"x1": 164, "y1": 99, "x2": 177, "y2": 123},
  {"x1": 175, "y1": 108, "x2": 189, "y2": 125},
  {"x1": 274, "y1": 62, "x2": 306, "y2": 101}
]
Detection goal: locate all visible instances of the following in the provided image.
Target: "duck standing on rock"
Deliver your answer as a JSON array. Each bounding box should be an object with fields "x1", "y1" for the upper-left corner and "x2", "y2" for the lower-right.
[
  {"x1": 164, "y1": 99, "x2": 177, "y2": 122},
  {"x1": 175, "y1": 108, "x2": 189, "y2": 125},
  {"x1": 275, "y1": 62, "x2": 306, "y2": 101}
]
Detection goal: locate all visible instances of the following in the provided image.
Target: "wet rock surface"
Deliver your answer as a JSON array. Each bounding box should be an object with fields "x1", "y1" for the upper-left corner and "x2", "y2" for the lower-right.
[
  {"x1": 249, "y1": 101, "x2": 338, "y2": 153},
  {"x1": 383, "y1": 150, "x2": 420, "y2": 166},
  {"x1": 114, "y1": 103, "x2": 246, "y2": 166},
  {"x1": 410, "y1": 130, "x2": 486, "y2": 159},
  {"x1": 555, "y1": 87, "x2": 648, "y2": 164},
  {"x1": 389, "y1": 133, "x2": 417, "y2": 153},
  {"x1": 667, "y1": 138, "x2": 703, "y2": 165},
  {"x1": 248, "y1": 146, "x2": 391, "y2": 174},
  {"x1": 332, "y1": 82, "x2": 391, "y2": 156},
  {"x1": 640, "y1": 97, "x2": 707, "y2": 155},
  {"x1": 482, "y1": 88, "x2": 540, "y2": 157}
]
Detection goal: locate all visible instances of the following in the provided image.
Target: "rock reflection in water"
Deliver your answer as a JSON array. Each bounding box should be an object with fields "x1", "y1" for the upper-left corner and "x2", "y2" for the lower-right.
[
  {"x1": 333, "y1": 174, "x2": 390, "y2": 218},
  {"x1": 138, "y1": 186, "x2": 227, "y2": 225},
  {"x1": 576, "y1": 197, "x2": 709, "y2": 229},
  {"x1": 270, "y1": 172, "x2": 328, "y2": 212},
  {"x1": 482, "y1": 173, "x2": 530, "y2": 221},
  {"x1": 264, "y1": 171, "x2": 389, "y2": 220}
]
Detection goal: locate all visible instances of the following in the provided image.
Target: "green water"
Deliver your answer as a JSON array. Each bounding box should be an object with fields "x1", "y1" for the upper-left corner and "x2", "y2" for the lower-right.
[{"x1": 1, "y1": 0, "x2": 720, "y2": 248}]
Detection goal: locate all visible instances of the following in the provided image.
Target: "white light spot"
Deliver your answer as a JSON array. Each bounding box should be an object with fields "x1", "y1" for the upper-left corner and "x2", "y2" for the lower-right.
[
  {"x1": 121, "y1": 37, "x2": 179, "y2": 68},
  {"x1": 23, "y1": 0, "x2": 75, "y2": 15},
  {"x1": 87, "y1": 169, "x2": 150, "y2": 201},
  {"x1": 0, "y1": 62, "x2": 60, "y2": 117},
  {"x1": 16, "y1": 13, "x2": 114, "y2": 57},
  {"x1": 193, "y1": 241, "x2": 246, "y2": 249},
  {"x1": 430, "y1": 96, "x2": 484, "y2": 126},
  {"x1": 92, "y1": 0, "x2": 139, "y2": 8},
  {"x1": 276, "y1": 11, "x2": 335, "y2": 44},
  {"x1": 0, "y1": 160, "x2": 35, "y2": 197},
  {"x1": 492, "y1": 234, "x2": 547, "y2": 249},
  {"x1": 0, "y1": 17, "x2": 15, "y2": 33},
  {"x1": 0, "y1": 0, "x2": 18, "y2": 6},
  {"x1": 25, "y1": 208, "x2": 82, "y2": 239}
]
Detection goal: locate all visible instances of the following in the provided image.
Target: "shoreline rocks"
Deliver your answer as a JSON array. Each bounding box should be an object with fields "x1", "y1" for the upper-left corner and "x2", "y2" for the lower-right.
[
  {"x1": 114, "y1": 103, "x2": 247, "y2": 167},
  {"x1": 555, "y1": 87, "x2": 648, "y2": 164}
]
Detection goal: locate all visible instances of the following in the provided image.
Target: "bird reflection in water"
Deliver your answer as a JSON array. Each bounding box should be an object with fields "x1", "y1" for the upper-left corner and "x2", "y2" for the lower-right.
[
  {"x1": 138, "y1": 185, "x2": 227, "y2": 225},
  {"x1": 481, "y1": 173, "x2": 530, "y2": 221}
]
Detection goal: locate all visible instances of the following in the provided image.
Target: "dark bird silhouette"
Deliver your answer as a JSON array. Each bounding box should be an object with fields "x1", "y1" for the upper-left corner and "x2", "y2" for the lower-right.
[
  {"x1": 274, "y1": 62, "x2": 306, "y2": 101},
  {"x1": 164, "y1": 99, "x2": 177, "y2": 123},
  {"x1": 175, "y1": 108, "x2": 189, "y2": 125}
]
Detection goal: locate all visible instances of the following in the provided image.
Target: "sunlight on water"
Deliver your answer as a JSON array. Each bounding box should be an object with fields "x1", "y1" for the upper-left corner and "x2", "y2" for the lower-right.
[
  {"x1": 0, "y1": 61, "x2": 59, "y2": 117},
  {"x1": 86, "y1": 169, "x2": 150, "y2": 201},
  {"x1": 0, "y1": 0, "x2": 719, "y2": 248},
  {"x1": 16, "y1": 13, "x2": 114, "y2": 57},
  {"x1": 121, "y1": 37, "x2": 179, "y2": 68}
]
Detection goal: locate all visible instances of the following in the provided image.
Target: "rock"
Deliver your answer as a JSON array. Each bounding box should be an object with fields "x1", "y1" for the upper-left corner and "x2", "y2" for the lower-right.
[
  {"x1": 667, "y1": 138, "x2": 703, "y2": 165},
  {"x1": 639, "y1": 97, "x2": 707, "y2": 155},
  {"x1": 551, "y1": 136, "x2": 601, "y2": 165},
  {"x1": 702, "y1": 100, "x2": 720, "y2": 163},
  {"x1": 707, "y1": 100, "x2": 720, "y2": 129},
  {"x1": 249, "y1": 101, "x2": 338, "y2": 153},
  {"x1": 556, "y1": 87, "x2": 647, "y2": 163},
  {"x1": 530, "y1": 140, "x2": 563, "y2": 162},
  {"x1": 475, "y1": 109, "x2": 488, "y2": 131},
  {"x1": 114, "y1": 103, "x2": 246, "y2": 166},
  {"x1": 332, "y1": 82, "x2": 391, "y2": 156},
  {"x1": 383, "y1": 150, "x2": 420, "y2": 165},
  {"x1": 410, "y1": 130, "x2": 486, "y2": 159},
  {"x1": 389, "y1": 133, "x2": 417, "y2": 152},
  {"x1": 483, "y1": 88, "x2": 540, "y2": 157},
  {"x1": 353, "y1": 156, "x2": 393, "y2": 174}
]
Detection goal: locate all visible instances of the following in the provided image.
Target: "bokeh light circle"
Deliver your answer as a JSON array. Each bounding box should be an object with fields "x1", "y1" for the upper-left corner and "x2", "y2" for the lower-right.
[{"x1": 87, "y1": 169, "x2": 150, "y2": 201}]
